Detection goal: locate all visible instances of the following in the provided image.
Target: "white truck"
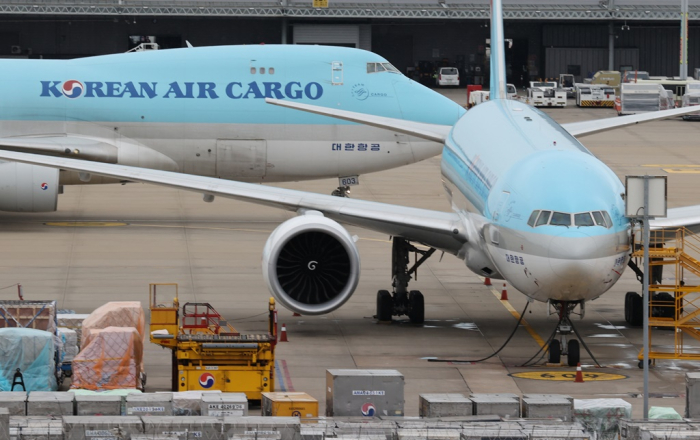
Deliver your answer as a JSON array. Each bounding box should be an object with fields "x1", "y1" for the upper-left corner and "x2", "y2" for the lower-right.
[
  {"x1": 526, "y1": 81, "x2": 566, "y2": 107},
  {"x1": 575, "y1": 84, "x2": 615, "y2": 108},
  {"x1": 559, "y1": 74, "x2": 576, "y2": 98}
]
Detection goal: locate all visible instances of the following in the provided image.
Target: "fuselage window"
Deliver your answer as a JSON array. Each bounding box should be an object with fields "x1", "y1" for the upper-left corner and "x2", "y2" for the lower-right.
[
  {"x1": 368, "y1": 62, "x2": 395, "y2": 74},
  {"x1": 536, "y1": 210, "x2": 551, "y2": 227},
  {"x1": 269, "y1": 67, "x2": 275, "y2": 75},
  {"x1": 575, "y1": 212, "x2": 595, "y2": 227},
  {"x1": 550, "y1": 212, "x2": 571, "y2": 226},
  {"x1": 527, "y1": 210, "x2": 540, "y2": 227},
  {"x1": 260, "y1": 67, "x2": 266, "y2": 74},
  {"x1": 382, "y1": 63, "x2": 400, "y2": 73},
  {"x1": 592, "y1": 211, "x2": 606, "y2": 227},
  {"x1": 602, "y1": 211, "x2": 614, "y2": 228},
  {"x1": 367, "y1": 63, "x2": 376, "y2": 73},
  {"x1": 250, "y1": 67, "x2": 256, "y2": 74}
]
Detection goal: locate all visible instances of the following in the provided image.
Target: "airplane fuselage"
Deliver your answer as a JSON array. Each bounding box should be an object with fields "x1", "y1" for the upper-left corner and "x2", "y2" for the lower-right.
[
  {"x1": 442, "y1": 99, "x2": 631, "y2": 303},
  {"x1": 0, "y1": 45, "x2": 464, "y2": 185}
]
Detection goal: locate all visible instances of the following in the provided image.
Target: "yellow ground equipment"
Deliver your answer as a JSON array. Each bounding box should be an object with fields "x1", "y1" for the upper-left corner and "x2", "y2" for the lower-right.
[
  {"x1": 262, "y1": 392, "x2": 319, "y2": 419},
  {"x1": 630, "y1": 228, "x2": 700, "y2": 366},
  {"x1": 148, "y1": 283, "x2": 277, "y2": 400}
]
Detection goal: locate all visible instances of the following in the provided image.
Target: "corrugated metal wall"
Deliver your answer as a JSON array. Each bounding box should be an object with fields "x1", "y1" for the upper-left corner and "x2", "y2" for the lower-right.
[
  {"x1": 293, "y1": 24, "x2": 361, "y2": 48},
  {"x1": 545, "y1": 48, "x2": 639, "y2": 80},
  {"x1": 542, "y1": 24, "x2": 700, "y2": 77}
]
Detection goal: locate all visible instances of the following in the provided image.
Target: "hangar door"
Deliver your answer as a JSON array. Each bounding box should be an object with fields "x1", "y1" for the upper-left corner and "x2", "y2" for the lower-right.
[
  {"x1": 216, "y1": 140, "x2": 267, "y2": 179},
  {"x1": 293, "y1": 25, "x2": 371, "y2": 50}
]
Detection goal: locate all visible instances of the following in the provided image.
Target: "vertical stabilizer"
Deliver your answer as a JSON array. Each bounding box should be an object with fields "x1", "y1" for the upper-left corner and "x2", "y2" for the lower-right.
[{"x1": 489, "y1": 0, "x2": 507, "y2": 99}]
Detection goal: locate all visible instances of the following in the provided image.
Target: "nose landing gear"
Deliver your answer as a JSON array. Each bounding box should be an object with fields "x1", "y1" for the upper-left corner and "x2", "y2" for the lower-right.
[{"x1": 547, "y1": 301, "x2": 589, "y2": 367}]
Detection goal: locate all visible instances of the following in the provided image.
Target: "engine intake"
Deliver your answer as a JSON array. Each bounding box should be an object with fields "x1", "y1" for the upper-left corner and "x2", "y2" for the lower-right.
[{"x1": 262, "y1": 214, "x2": 360, "y2": 315}]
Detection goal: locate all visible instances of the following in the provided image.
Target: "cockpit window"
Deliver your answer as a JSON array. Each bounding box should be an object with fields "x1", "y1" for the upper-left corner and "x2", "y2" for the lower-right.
[
  {"x1": 602, "y1": 211, "x2": 614, "y2": 228},
  {"x1": 528, "y1": 209, "x2": 614, "y2": 228},
  {"x1": 575, "y1": 212, "x2": 595, "y2": 227},
  {"x1": 550, "y1": 212, "x2": 571, "y2": 226},
  {"x1": 535, "y1": 210, "x2": 551, "y2": 227},
  {"x1": 527, "y1": 210, "x2": 540, "y2": 227},
  {"x1": 367, "y1": 62, "x2": 399, "y2": 74}
]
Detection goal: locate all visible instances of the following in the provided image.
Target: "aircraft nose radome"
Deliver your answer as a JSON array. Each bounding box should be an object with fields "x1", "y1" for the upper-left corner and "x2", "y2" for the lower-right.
[{"x1": 547, "y1": 230, "x2": 596, "y2": 282}]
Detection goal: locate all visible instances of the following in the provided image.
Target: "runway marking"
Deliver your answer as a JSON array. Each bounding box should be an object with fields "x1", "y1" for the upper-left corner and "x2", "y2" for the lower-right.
[
  {"x1": 642, "y1": 164, "x2": 700, "y2": 174},
  {"x1": 482, "y1": 278, "x2": 546, "y2": 349},
  {"x1": 44, "y1": 221, "x2": 127, "y2": 227},
  {"x1": 511, "y1": 371, "x2": 627, "y2": 381}
]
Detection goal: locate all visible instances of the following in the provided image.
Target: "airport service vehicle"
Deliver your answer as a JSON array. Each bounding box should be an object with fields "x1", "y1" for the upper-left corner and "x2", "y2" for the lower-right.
[
  {"x1": 436, "y1": 67, "x2": 460, "y2": 87},
  {"x1": 559, "y1": 74, "x2": 576, "y2": 98},
  {"x1": 575, "y1": 84, "x2": 615, "y2": 108},
  {"x1": 148, "y1": 284, "x2": 276, "y2": 398},
  {"x1": 6, "y1": 0, "x2": 700, "y2": 367},
  {"x1": 0, "y1": 45, "x2": 464, "y2": 211},
  {"x1": 526, "y1": 81, "x2": 567, "y2": 107},
  {"x1": 506, "y1": 83, "x2": 517, "y2": 100},
  {"x1": 615, "y1": 83, "x2": 675, "y2": 115},
  {"x1": 622, "y1": 70, "x2": 651, "y2": 83},
  {"x1": 585, "y1": 70, "x2": 622, "y2": 93},
  {"x1": 681, "y1": 82, "x2": 700, "y2": 120},
  {"x1": 468, "y1": 90, "x2": 490, "y2": 108}
]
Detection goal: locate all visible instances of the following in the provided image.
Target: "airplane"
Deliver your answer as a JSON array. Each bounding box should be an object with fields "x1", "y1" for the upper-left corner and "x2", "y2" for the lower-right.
[
  {"x1": 0, "y1": 44, "x2": 464, "y2": 213},
  {"x1": 3, "y1": 0, "x2": 700, "y2": 367}
]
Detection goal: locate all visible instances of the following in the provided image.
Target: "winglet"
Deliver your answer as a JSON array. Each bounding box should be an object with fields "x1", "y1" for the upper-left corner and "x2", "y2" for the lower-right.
[{"x1": 489, "y1": 0, "x2": 507, "y2": 100}]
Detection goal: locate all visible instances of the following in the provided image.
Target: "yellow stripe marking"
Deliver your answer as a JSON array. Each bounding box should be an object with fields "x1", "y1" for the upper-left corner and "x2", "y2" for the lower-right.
[
  {"x1": 511, "y1": 371, "x2": 626, "y2": 381},
  {"x1": 483, "y1": 279, "x2": 546, "y2": 349},
  {"x1": 45, "y1": 222, "x2": 127, "y2": 227}
]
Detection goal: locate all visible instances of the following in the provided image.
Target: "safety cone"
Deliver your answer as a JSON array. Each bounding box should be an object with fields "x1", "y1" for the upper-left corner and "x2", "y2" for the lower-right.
[
  {"x1": 574, "y1": 362, "x2": 584, "y2": 383},
  {"x1": 484, "y1": 277, "x2": 492, "y2": 286},
  {"x1": 500, "y1": 283, "x2": 508, "y2": 301},
  {"x1": 279, "y1": 323, "x2": 289, "y2": 342}
]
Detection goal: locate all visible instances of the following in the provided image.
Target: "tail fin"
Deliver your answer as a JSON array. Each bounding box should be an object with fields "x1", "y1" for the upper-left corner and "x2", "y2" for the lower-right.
[{"x1": 489, "y1": 0, "x2": 507, "y2": 100}]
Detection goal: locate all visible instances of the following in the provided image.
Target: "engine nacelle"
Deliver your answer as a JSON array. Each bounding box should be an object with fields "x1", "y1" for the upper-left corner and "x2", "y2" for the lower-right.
[
  {"x1": 0, "y1": 162, "x2": 59, "y2": 212},
  {"x1": 262, "y1": 213, "x2": 361, "y2": 315}
]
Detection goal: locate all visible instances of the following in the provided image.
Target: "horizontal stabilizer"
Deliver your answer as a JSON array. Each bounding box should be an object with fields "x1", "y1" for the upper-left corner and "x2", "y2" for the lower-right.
[
  {"x1": 265, "y1": 98, "x2": 451, "y2": 144},
  {"x1": 563, "y1": 105, "x2": 700, "y2": 137}
]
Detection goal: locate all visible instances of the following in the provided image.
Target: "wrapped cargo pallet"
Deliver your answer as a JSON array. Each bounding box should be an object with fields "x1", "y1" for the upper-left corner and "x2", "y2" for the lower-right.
[
  {"x1": 81, "y1": 302, "x2": 145, "y2": 348},
  {"x1": 574, "y1": 398, "x2": 632, "y2": 440},
  {"x1": 0, "y1": 328, "x2": 56, "y2": 391},
  {"x1": 57, "y1": 314, "x2": 90, "y2": 346},
  {"x1": 0, "y1": 301, "x2": 57, "y2": 334},
  {"x1": 71, "y1": 326, "x2": 144, "y2": 391},
  {"x1": 58, "y1": 328, "x2": 79, "y2": 364}
]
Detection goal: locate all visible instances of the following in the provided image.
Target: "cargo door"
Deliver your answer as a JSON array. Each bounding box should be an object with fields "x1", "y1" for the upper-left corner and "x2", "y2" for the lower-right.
[{"x1": 216, "y1": 140, "x2": 267, "y2": 180}]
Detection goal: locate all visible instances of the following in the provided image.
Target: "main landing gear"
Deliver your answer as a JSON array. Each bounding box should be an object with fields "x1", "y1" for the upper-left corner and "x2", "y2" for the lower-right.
[
  {"x1": 547, "y1": 301, "x2": 586, "y2": 367},
  {"x1": 331, "y1": 186, "x2": 351, "y2": 197},
  {"x1": 376, "y1": 237, "x2": 436, "y2": 324}
]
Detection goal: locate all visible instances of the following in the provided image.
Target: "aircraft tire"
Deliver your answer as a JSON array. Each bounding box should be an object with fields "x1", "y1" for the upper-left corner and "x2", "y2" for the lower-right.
[
  {"x1": 628, "y1": 292, "x2": 643, "y2": 327},
  {"x1": 408, "y1": 290, "x2": 425, "y2": 324},
  {"x1": 567, "y1": 339, "x2": 580, "y2": 367},
  {"x1": 548, "y1": 339, "x2": 561, "y2": 364},
  {"x1": 376, "y1": 290, "x2": 393, "y2": 322}
]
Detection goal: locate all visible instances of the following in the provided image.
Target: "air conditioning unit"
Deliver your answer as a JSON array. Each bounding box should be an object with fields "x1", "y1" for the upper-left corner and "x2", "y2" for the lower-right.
[{"x1": 10, "y1": 45, "x2": 21, "y2": 55}]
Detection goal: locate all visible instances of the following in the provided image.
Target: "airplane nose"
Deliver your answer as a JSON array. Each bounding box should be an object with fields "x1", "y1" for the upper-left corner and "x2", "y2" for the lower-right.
[{"x1": 548, "y1": 229, "x2": 596, "y2": 283}]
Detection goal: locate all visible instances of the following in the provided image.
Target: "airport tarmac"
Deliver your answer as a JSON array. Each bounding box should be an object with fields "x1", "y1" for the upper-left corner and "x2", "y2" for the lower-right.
[{"x1": 2, "y1": 89, "x2": 700, "y2": 418}]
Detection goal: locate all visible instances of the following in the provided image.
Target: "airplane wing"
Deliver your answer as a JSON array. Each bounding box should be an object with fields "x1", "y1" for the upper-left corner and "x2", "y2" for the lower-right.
[
  {"x1": 0, "y1": 150, "x2": 468, "y2": 254},
  {"x1": 0, "y1": 135, "x2": 117, "y2": 162},
  {"x1": 651, "y1": 205, "x2": 700, "y2": 235},
  {"x1": 266, "y1": 98, "x2": 452, "y2": 143},
  {"x1": 562, "y1": 105, "x2": 700, "y2": 138}
]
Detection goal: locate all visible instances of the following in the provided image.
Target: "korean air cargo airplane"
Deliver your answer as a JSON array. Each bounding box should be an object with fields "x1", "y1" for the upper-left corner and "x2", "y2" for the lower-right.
[
  {"x1": 0, "y1": 44, "x2": 463, "y2": 212},
  {"x1": 4, "y1": 0, "x2": 700, "y2": 366}
]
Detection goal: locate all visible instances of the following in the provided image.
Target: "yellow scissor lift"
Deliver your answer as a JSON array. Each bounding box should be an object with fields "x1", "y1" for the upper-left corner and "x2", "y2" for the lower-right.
[
  {"x1": 148, "y1": 283, "x2": 277, "y2": 400},
  {"x1": 631, "y1": 227, "x2": 700, "y2": 366}
]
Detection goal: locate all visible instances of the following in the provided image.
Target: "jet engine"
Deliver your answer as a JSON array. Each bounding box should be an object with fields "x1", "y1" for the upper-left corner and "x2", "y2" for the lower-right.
[
  {"x1": 0, "y1": 162, "x2": 59, "y2": 212},
  {"x1": 262, "y1": 212, "x2": 361, "y2": 315}
]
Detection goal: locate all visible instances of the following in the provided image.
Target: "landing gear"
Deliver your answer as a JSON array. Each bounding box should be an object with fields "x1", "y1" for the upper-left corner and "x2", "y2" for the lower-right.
[
  {"x1": 331, "y1": 186, "x2": 351, "y2": 197},
  {"x1": 548, "y1": 300, "x2": 588, "y2": 367},
  {"x1": 375, "y1": 237, "x2": 435, "y2": 324}
]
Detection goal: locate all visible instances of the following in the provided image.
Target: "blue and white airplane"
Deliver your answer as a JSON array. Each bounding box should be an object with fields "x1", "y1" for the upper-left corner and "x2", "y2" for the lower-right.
[
  {"x1": 2, "y1": 0, "x2": 700, "y2": 365},
  {"x1": 0, "y1": 44, "x2": 463, "y2": 212}
]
